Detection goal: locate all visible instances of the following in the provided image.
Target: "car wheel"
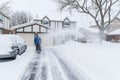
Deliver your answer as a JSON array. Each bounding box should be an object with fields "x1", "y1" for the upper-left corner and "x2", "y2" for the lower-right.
[
  {"x1": 17, "y1": 49, "x2": 20, "y2": 55},
  {"x1": 23, "y1": 46, "x2": 27, "y2": 53},
  {"x1": 11, "y1": 49, "x2": 18, "y2": 60}
]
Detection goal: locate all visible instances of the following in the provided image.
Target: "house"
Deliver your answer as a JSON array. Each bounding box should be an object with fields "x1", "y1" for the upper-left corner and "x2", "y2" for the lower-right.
[
  {"x1": 34, "y1": 16, "x2": 76, "y2": 30},
  {"x1": 91, "y1": 17, "x2": 120, "y2": 32},
  {"x1": 11, "y1": 16, "x2": 77, "y2": 47},
  {"x1": 11, "y1": 21, "x2": 54, "y2": 47},
  {"x1": 107, "y1": 29, "x2": 120, "y2": 42},
  {"x1": 0, "y1": 12, "x2": 11, "y2": 34},
  {"x1": 90, "y1": 17, "x2": 120, "y2": 42}
]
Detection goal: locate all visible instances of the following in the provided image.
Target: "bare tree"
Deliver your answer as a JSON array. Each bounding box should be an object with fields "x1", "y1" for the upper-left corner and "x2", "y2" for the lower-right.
[
  {"x1": 0, "y1": 0, "x2": 11, "y2": 14},
  {"x1": 10, "y1": 11, "x2": 33, "y2": 26},
  {"x1": 55, "y1": 0, "x2": 120, "y2": 44}
]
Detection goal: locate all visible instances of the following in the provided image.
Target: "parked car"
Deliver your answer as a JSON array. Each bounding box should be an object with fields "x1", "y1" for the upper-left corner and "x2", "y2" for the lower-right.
[{"x1": 0, "y1": 34, "x2": 27, "y2": 59}]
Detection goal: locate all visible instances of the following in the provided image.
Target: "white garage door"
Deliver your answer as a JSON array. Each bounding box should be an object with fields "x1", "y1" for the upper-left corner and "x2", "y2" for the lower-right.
[
  {"x1": 17, "y1": 33, "x2": 54, "y2": 47},
  {"x1": 38, "y1": 33, "x2": 54, "y2": 47},
  {"x1": 17, "y1": 33, "x2": 34, "y2": 47}
]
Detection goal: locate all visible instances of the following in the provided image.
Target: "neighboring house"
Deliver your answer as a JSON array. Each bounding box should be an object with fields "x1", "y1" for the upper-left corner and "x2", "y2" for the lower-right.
[
  {"x1": 0, "y1": 12, "x2": 11, "y2": 34},
  {"x1": 34, "y1": 16, "x2": 76, "y2": 30},
  {"x1": 90, "y1": 17, "x2": 120, "y2": 42},
  {"x1": 0, "y1": 27, "x2": 12, "y2": 34},
  {"x1": 107, "y1": 29, "x2": 120, "y2": 42},
  {"x1": 90, "y1": 17, "x2": 120, "y2": 32}
]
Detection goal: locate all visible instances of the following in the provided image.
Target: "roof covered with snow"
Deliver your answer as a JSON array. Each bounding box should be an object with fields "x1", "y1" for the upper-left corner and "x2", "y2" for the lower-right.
[
  {"x1": 108, "y1": 29, "x2": 120, "y2": 35},
  {"x1": 90, "y1": 17, "x2": 120, "y2": 28},
  {"x1": 10, "y1": 21, "x2": 54, "y2": 30}
]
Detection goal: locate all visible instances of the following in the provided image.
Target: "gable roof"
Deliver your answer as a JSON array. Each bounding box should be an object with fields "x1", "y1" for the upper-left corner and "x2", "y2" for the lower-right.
[
  {"x1": 42, "y1": 16, "x2": 50, "y2": 21},
  {"x1": 90, "y1": 17, "x2": 120, "y2": 28},
  {"x1": 64, "y1": 17, "x2": 70, "y2": 22},
  {"x1": 34, "y1": 16, "x2": 76, "y2": 23},
  {"x1": 10, "y1": 21, "x2": 54, "y2": 30}
]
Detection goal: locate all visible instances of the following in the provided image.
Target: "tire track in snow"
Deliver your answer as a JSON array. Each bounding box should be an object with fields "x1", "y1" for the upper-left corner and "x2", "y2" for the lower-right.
[
  {"x1": 51, "y1": 49, "x2": 90, "y2": 80},
  {"x1": 46, "y1": 49, "x2": 68, "y2": 80},
  {"x1": 21, "y1": 48, "x2": 90, "y2": 80}
]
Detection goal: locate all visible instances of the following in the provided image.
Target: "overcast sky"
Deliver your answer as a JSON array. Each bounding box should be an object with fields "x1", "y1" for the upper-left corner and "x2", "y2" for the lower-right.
[{"x1": 1, "y1": 0, "x2": 92, "y2": 29}]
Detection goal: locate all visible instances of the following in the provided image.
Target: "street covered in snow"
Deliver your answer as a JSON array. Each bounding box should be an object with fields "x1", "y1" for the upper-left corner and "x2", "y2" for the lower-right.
[{"x1": 0, "y1": 40, "x2": 120, "y2": 80}]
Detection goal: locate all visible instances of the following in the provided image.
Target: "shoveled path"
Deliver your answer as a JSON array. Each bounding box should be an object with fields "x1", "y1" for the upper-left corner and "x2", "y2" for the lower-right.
[{"x1": 20, "y1": 48, "x2": 90, "y2": 80}]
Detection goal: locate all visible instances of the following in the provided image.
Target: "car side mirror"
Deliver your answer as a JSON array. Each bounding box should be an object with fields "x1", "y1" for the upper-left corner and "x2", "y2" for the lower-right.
[{"x1": 23, "y1": 41, "x2": 27, "y2": 44}]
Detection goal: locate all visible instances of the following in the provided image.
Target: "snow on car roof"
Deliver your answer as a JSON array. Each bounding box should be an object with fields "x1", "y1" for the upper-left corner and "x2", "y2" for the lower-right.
[
  {"x1": 0, "y1": 34, "x2": 22, "y2": 45},
  {"x1": 0, "y1": 35, "x2": 12, "y2": 48}
]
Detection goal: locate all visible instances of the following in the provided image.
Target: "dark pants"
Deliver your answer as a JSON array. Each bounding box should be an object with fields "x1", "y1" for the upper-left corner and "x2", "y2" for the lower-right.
[{"x1": 36, "y1": 44, "x2": 41, "y2": 51}]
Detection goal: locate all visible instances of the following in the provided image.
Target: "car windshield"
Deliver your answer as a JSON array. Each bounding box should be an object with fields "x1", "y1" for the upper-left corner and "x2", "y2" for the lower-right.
[
  {"x1": 9, "y1": 35, "x2": 23, "y2": 43},
  {"x1": 0, "y1": 36, "x2": 11, "y2": 48}
]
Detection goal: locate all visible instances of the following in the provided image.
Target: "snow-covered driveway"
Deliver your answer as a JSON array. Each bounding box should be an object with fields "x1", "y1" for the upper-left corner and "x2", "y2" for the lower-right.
[{"x1": 21, "y1": 48, "x2": 89, "y2": 80}]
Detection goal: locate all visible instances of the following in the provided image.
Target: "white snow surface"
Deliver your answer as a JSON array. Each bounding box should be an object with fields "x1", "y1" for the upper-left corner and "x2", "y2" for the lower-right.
[
  {"x1": 53, "y1": 41, "x2": 120, "y2": 80},
  {"x1": 0, "y1": 47, "x2": 35, "y2": 80},
  {"x1": 1, "y1": 40, "x2": 120, "y2": 80}
]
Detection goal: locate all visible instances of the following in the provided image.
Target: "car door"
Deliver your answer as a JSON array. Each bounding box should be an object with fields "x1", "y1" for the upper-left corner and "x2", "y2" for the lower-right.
[{"x1": 16, "y1": 36, "x2": 26, "y2": 54}]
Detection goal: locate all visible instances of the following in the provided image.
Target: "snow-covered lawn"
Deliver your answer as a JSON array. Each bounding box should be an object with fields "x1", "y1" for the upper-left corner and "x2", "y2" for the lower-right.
[
  {"x1": 53, "y1": 41, "x2": 120, "y2": 80},
  {"x1": 0, "y1": 47, "x2": 35, "y2": 80}
]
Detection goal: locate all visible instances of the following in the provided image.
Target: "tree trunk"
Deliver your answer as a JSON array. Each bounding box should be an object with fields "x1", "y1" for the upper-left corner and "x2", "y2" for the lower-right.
[{"x1": 99, "y1": 29, "x2": 104, "y2": 44}]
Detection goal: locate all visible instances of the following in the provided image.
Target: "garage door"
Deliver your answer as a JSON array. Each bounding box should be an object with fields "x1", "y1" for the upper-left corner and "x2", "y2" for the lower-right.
[
  {"x1": 17, "y1": 33, "x2": 34, "y2": 47},
  {"x1": 38, "y1": 33, "x2": 54, "y2": 47},
  {"x1": 17, "y1": 33, "x2": 54, "y2": 47}
]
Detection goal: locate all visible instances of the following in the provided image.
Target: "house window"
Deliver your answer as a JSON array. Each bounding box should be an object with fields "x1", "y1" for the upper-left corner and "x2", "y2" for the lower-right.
[
  {"x1": 63, "y1": 18, "x2": 70, "y2": 28},
  {"x1": 64, "y1": 22, "x2": 70, "y2": 25},
  {"x1": 41, "y1": 16, "x2": 50, "y2": 26},
  {"x1": 43, "y1": 20, "x2": 49, "y2": 24}
]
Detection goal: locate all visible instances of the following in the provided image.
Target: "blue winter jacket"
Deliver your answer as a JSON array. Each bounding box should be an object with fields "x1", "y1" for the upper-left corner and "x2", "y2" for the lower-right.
[{"x1": 34, "y1": 36, "x2": 41, "y2": 45}]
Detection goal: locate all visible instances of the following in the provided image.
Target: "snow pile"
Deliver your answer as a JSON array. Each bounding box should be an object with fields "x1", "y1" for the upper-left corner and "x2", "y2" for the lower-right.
[
  {"x1": 108, "y1": 29, "x2": 120, "y2": 35},
  {"x1": 53, "y1": 41, "x2": 120, "y2": 80},
  {"x1": 79, "y1": 28, "x2": 100, "y2": 43},
  {"x1": 48, "y1": 27, "x2": 104, "y2": 44},
  {"x1": 48, "y1": 29, "x2": 81, "y2": 44}
]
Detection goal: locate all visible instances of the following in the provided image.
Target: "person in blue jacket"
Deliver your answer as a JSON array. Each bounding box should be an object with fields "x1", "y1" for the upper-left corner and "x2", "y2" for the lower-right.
[{"x1": 34, "y1": 33, "x2": 41, "y2": 51}]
